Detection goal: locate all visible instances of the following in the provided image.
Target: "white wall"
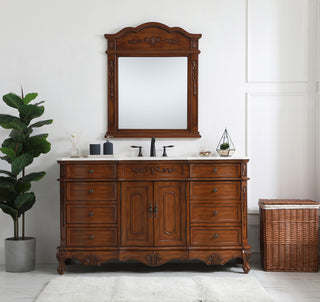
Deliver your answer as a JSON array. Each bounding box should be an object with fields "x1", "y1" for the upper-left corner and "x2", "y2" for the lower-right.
[{"x1": 0, "y1": 0, "x2": 318, "y2": 263}]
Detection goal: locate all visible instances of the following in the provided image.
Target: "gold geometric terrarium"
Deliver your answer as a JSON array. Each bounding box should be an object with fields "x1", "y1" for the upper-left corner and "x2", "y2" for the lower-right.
[{"x1": 216, "y1": 129, "x2": 235, "y2": 157}]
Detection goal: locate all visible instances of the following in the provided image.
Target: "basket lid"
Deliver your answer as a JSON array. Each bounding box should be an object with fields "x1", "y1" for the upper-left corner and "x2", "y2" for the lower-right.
[{"x1": 259, "y1": 199, "x2": 320, "y2": 209}]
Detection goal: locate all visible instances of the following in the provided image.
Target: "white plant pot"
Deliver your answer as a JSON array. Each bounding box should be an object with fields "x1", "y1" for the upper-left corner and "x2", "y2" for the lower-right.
[{"x1": 5, "y1": 237, "x2": 36, "y2": 272}]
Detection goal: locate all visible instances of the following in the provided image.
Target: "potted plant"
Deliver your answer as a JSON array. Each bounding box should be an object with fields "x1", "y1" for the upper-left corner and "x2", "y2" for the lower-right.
[
  {"x1": 0, "y1": 90, "x2": 52, "y2": 272},
  {"x1": 216, "y1": 129, "x2": 235, "y2": 157}
]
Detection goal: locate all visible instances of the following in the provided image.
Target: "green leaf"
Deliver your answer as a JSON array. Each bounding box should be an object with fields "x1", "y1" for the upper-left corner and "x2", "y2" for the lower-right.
[
  {"x1": 25, "y1": 136, "x2": 51, "y2": 157},
  {"x1": 9, "y1": 129, "x2": 26, "y2": 141},
  {"x1": 0, "y1": 176, "x2": 16, "y2": 193},
  {"x1": 0, "y1": 170, "x2": 15, "y2": 177},
  {"x1": 15, "y1": 172, "x2": 46, "y2": 193},
  {"x1": 3, "y1": 93, "x2": 23, "y2": 109},
  {"x1": 15, "y1": 181, "x2": 31, "y2": 194},
  {"x1": 0, "y1": 203, "x2": 18, "y2": 220},
  {"x1": 0, "y1": 156, "x2": 12, "y2": 164},
  {"x1": 29, "y1": 119, "x2": 53, "y2": 128},
  {"x1": 0, "y1": 187, "x2": 17, "y2": 203},
  {"x1": 14, "y1": 192, "x2": 35, "y2": 216},
  {"x1": 23, "y1": 93, "x2": 38, "y2": 105},
  {"x1": 0, "y1": 176, "x2": 15, "y2": 184},
  {"x1": 11, "y1": 153, "x2": 33, "y2": 176},
  {"x1": 18, "y1": 172, "x2": 46, "y2": 183},
  {"x1": 0, "y1": 147, "x2": 16, "y2": 161},
  {"x1": 29, "y1": 133, "x2": 48, "y2": 139},
  {"x1": 0, "y1": 114, "x2": 27, "y2": 131},
  {"x1": 2, "y1": 138, "x2": 23, "y2": 157},
  {"x1": 16, "y1": 172, "x2": 45, "y2": 193},
  {"x1": 34, "y1": 101, "x2": 45, "y2": 106},
  {"x1": 19, "y1": 104, "x2": 44, "y2": 125}
]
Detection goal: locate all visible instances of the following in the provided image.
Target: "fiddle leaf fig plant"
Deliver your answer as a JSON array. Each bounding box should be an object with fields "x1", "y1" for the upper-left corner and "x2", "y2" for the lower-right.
[{"x1": 0, "y1": 91, "x2": 52, "y2": 240}]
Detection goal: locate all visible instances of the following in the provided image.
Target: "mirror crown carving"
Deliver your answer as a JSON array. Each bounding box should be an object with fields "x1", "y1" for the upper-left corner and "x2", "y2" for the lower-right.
[{"x1": 105, "y1": 22, "x2": 202, "y2": 138}]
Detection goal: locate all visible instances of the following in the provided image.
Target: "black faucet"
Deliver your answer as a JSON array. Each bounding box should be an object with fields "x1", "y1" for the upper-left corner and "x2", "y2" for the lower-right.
[{"x1": 150, "y1": 137, "x2": 156, "y2": 157}]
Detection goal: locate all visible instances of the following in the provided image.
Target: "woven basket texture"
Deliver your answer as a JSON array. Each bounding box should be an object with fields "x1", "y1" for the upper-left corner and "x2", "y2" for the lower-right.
[{"x1": 259, "y1": 199, "x2": 319, "y2": 272}]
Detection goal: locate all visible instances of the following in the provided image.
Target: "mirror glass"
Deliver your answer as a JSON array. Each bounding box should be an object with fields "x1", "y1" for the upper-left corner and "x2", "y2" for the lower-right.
[{"x1": 118, "y1": 57, "x2": 188, "y2": 129}]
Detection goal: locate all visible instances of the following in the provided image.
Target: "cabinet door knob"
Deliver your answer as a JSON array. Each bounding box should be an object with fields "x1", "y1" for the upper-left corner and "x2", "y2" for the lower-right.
[
  {"x1": 212, "y1": 168, "x2": 218, "y2": 172},
  {"x1": 89, "y1": 211, "x2": 94, "y2": 216},
  {"x1": 212, "y1": 188, "x2": 218, "y2": 193},
  {"x1": 89, "y1": 235, "x2": 94, "y2": 239},
  {"x1": 89, "y1": 169, "x2": 94, "y2": 174},
  {"x1": 213, "y1": 234, "x2": 218, "y2": 239},
  {"x1": 213, "y1": 211, "x2": 218, "y2": 216},
  {"x1": 148, "y1": 201, "x2": 153, "y2": 218},
  {"x1": 89, "y1": 189, "x2": 94, "y2": 194}
]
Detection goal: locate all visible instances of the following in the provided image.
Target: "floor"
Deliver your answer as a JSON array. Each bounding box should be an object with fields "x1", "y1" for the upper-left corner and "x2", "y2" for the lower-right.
[{"x1": 0, "y1": 261, "x2": 319, "y2": 302}]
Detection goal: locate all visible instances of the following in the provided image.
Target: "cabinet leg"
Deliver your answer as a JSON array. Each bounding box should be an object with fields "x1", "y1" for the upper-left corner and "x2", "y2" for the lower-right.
[
  {"x1": 56, "y1": 248, "x2": 66, "y2": 275},
  {"x1": 242, "y1": 249, "x2": 251, "y2": 274}
]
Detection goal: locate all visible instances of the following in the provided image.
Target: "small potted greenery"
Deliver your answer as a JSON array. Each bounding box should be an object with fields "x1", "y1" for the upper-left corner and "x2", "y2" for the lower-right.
[
  {"x1": 216, "y1": 129, "x2": 235, "y2": 157},
  {"x1": 0, "y1": 91, "x2": 52, "y2": 272}
]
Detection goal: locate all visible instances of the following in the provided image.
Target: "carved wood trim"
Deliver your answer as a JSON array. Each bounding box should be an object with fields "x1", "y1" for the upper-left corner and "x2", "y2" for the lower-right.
[
  {"x1": 145, "y1": 252, "x2": 162, "y2": 265},
  {"x1": 108, "y1": 60, "x2": 114, "y2": 98},
  {"x1": 191, "y1": 60, "x2": 197, "y2": 96},
  {"x1": 56, "y1": 248, "x2": 66, "y2": 275},
  {"x1": 242, "y1": 185, "x2": 248, "y2": 239},
  {"x1": 207, "y1": 253, "x2": 225, "y2": 265},
  {"x1": 242, "y1": 249, "x2": 251, "y2": 274},
  {"x1": 241, "y1": 163, "x2": 247, "y2": 177},
  {"x1": 79, "y1": 254, "x2": 103, "y2": 266},
  {"x1": 105, "y1": 22, "x2": 201, "y2": 41},
  {"x1": 128, "y1": 37, "x2": 178, "y2": 45},
  {"x1": 131, "y1": 167, "x2": 175, "y2": 175}
]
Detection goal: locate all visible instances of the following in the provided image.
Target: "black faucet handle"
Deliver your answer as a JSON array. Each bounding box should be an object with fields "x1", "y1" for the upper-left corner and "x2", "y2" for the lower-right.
[
  {"x1": 162, "y1": 145, "x2": 175, "y2": 157},
  {"x1": 131, "y1": 145, "x2": 143, "y2": 157}
]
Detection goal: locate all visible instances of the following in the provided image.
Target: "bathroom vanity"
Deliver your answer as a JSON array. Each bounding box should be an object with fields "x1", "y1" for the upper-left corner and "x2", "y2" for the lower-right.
[{"x1": 57, "y1": 157, "x2": 251, "y2": 274}]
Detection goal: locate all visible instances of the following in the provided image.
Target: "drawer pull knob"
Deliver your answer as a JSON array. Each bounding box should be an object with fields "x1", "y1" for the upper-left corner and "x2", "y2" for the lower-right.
[
  {"x1": 89, "y1": 211, "x2": 94, "y2": 216},
  {"x1": 213, "y1": 234, "x2": 218, "y2": 239},
  {"x1": 213, "y1": 211, "x2": 218, "y2": 216},
  {"x1": 213, "y1": 188, "x2": 218, "y2": 193},
  {"x1": 89, "y1": 235, "x2": 94, "y2": 239},
  {"x1": 213, "y1": 168, "x2": 218, "y2": 172},
  {"x1": 89, "y1": 189, "x2": 94, "y2": 194},
  {"x1": 89, "y1": 169, "x2": 94, "y2": 174}
]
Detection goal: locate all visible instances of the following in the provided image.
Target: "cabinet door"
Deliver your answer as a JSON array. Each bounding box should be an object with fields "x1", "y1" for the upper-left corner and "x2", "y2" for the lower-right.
[
  {"x1": 121, "y1": 182, "x2": 153, "y2": 246},
  {"x1": 154, "y1": 181, "x2": 186, "y2": 246}
]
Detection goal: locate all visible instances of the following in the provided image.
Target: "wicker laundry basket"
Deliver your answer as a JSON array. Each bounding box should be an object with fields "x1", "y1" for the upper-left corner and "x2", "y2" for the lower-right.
[{"x1": 259, "y1": 199, "x2": 320, "y2": 272}]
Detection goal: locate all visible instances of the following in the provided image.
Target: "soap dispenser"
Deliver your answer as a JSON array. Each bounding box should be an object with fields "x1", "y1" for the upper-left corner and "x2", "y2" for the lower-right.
[{"x1": 103, "y1": 136, "x2": 113, "y2": 155}]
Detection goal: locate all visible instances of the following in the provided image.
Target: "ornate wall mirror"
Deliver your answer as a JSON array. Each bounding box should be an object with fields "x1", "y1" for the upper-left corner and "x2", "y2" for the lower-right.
[{"x1": 105, "y1": 22, "x2": 201, "y2": 138}]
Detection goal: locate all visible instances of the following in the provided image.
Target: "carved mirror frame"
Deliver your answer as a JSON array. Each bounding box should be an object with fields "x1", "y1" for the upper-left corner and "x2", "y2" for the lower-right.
[{"x1": 105, "y1": 22, "x2": 201, "y2": 138}]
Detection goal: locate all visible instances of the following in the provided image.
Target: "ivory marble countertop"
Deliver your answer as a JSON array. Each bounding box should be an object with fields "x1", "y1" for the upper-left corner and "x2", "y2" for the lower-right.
[{"x1": 58, "y1": 156, "x2": 249, "y2": 161}]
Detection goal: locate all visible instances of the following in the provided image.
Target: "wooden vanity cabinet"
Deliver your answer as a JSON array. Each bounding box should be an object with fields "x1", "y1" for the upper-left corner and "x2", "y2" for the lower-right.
[{"x1": 57, "y1": 159, "x2": 250, "y2": 274}]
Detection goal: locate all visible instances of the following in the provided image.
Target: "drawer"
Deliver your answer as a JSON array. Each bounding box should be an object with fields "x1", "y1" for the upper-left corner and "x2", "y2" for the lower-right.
[
  {"x1": 190, "y1": 181, "x2": 240, "y2": 200},
  {"x1": 190, "y1": 163, "x2": 240, "y2": 178},
  {"x1": 66, "y1": 205, "x2": 117, "y2": 224},
  {"x1": 66, "y1": 182, "x2": 117, "y2": 201},
  {"x1": 190, "y1": 204, "x2": 241, "y2": 223},
  {"x1": 66, "y1": 228, "x2": 117, "y2": 246},
  {"x1": 190, "y1": 227, "x2": 241, "y2": 246},
  {"x1": 65, "y1": 164, "x2": 116, "y2": 179},
  {"x1": 118, "y1": 163, "x2": 188, "y2": 179}
]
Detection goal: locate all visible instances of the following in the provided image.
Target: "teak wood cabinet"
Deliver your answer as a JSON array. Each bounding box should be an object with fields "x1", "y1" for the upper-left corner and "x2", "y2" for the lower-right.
[{"x1": 57, "y1": 159, "x2": 251, "y2": 274}]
